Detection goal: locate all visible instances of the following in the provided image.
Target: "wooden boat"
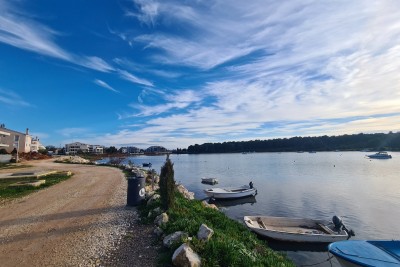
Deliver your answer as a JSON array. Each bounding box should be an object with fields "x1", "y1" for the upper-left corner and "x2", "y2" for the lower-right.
[
  {"x1": 201, "y1": 177, "x2": 218, "y2": 185},
  {"x1": 243, "y1": 215, "x2": 354, "y2": 243},
  {"x1": 204, "y1": 184, "x2": 257, "y2": 199},
  {"x1": 329, "y1": 240, "x2": 400, "y2": 267}
]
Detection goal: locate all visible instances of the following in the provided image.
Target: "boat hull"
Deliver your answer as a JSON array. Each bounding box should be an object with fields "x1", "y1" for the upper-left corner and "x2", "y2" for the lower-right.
[
  {"x1": 244, "y1": 216, "x2": 349, "y2": 243},
  {"x1": 329, "y1": 240, "x2": 400, "y2": 267},
  {"x1": 204, "y1": 187, "x2": 257, "y2": 199}
]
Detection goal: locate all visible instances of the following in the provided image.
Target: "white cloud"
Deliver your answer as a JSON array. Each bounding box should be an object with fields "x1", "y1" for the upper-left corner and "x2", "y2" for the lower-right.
[
  {"x1": 94, "y1": 79, "x2": 119, "y2": 93},
  {"x1": 0, "y1": 88, "x2": 32, "y2": 107},
  {"x1": 118, "y1": 69, "x2": 153, "y2": 87}
]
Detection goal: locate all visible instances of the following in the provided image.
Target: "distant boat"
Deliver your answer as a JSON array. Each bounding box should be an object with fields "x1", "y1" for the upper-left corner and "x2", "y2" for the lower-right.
[
  {"x1": 204, "y1": 183, "x2": 257, "y2": 199},
  {"x1": 366, "y1": 151, "x2": 392, "y2": 159},
  {"x1": 142, "y1": 162, "x2": 152, "y2": 167},
  {"x1": 243, "y1": 215, "x2": 355, "y2": 243},
  {"x1": 309, "y1": 151, "x2": 317, "y2": 153},
  {"x1": 329, "y1": 240, "x2": 400, "y2": 267},
  {"x1": 201, "y1": 177, "x2": 218, "y2": 185}
]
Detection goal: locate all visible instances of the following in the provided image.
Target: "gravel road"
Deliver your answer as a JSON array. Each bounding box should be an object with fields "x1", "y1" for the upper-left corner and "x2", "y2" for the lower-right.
[{"x1": 0, "y1": 160, "x2": 158, "y2": 267}]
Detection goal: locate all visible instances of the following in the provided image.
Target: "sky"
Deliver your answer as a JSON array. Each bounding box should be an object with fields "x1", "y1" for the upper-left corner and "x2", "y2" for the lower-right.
[{"x1": 1, "y1": 0, "x2": 400, "y2": 150}]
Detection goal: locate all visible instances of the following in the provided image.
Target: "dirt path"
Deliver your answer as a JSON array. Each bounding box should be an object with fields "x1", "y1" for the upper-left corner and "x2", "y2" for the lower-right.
[{"x1": 0, "y1": 160, "x2": 158, "y2": 267}]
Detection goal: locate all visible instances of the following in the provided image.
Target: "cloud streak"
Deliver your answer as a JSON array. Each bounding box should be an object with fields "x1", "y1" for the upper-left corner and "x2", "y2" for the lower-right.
[{"x1": 94, "y1": 79, "x2": 119, "y2": 93}]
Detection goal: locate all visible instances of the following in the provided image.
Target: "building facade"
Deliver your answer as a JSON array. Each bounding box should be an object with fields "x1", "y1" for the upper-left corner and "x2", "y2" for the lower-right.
[
  {"x1": 0, "y1": 124, "x2": 33, "y2": 153},
  {"x1": 65, "y1": 142, "x2": 103, "y2": 154}
]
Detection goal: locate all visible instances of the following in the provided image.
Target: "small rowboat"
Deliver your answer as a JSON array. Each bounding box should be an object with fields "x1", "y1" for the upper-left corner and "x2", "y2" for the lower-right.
[
  {"x1": 244, "y1": 215, "x2": 354, "y2": 243},
  {"x1": 204, "y1": 184, "x2": 257, "y2": 199},
  {"x1": 201, "y1": 177, "x2": 218, "y2": 185},
  {"x1": 329, "y1": 240, "x2": 400, "y2": 267}
]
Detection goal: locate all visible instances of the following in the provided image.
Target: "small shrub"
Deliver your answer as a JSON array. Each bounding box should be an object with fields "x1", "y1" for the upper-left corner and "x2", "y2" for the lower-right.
[{"x1": 159, "y1": 155, "x2": 175, "y2": 210}]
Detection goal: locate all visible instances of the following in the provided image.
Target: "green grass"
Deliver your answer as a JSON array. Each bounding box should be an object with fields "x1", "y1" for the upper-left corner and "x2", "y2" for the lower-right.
[
  {"x1": 0, "y1": 172, "x2": 73, "y2": 199},
  {"x1": 139, "y1": 192, "x2": 295, "y2": 267},
  {"x1": 0, "y1": 163, "x2": 32, "y2": 170}
]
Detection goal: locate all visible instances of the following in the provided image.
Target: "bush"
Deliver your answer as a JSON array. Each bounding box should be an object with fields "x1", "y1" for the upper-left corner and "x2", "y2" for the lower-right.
[{"x1": 159, "y1": 155, "x2": 175, "y2": 210}]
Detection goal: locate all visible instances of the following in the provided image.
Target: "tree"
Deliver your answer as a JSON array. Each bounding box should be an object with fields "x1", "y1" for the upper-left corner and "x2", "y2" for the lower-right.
[{"x1": 159, "y1": 155, "x2": 175, "y2": 210}]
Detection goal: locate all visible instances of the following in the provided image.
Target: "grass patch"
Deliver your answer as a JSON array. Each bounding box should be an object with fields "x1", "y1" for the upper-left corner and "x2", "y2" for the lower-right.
[
  {"x1": 0, "y1": 172, "x2": 73, "y2": 200},
  {"x1": 0, "y1": 163, "x2": 32, "y2": 170},
  {"x1": 139, "y1": 192, "x2": 295, "y2": 267}
]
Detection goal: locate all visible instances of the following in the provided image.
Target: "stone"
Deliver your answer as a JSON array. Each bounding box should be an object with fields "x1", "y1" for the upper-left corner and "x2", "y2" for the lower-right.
[
  {"x1": 154, "y1": 212, "x2": 169, "y2": 226},
  {"x1": 201, "y1": 201, "x2": 218, "y2": 210},
  {"x1": 163, "y1": 231, "x2": 188, "y2": 248},
  {"x1": 153, "y1": 226, "x2": 163, "y2": 237},
  {"x1": 176, "y1": 184, "x2": 195, "y2": 200},
  {"x1": 147, "y1": 194, "x2": 160, "y2": 206},
  {"x1": 172, "y1": 243, "x2": 201, "y2": 267},
  {"x1": 197, "y1": 224, "x2": 214, "y2": 241},
  {"x1": 147, "y1": 207, "x2": 162, "y2": 218}
]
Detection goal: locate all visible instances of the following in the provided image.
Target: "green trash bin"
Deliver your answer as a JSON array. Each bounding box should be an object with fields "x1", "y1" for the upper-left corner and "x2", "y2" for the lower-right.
[{"x1": 127, "y1": 176, "x2": 145, "y2": 206}]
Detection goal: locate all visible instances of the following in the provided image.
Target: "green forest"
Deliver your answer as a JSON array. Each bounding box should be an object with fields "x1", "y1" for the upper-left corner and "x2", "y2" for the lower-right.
[{"x1": 180, "y1": 132, "x2": 400, "y2": 154}]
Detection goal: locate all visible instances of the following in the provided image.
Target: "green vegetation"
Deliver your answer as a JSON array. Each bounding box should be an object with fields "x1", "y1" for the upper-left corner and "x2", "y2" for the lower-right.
[
  {"x1": 186, "y1": 132, "x2": 400, "y2": 153},
  {"x1": 159, "y1": 155, "x2": 175, "y2": 210},
  {"x1": 0, "y1": 163, "x2": 32, "y2": 170},
  {"x1": 140, "y1": 193, "x2": 294, "y2": 267},
  {"x1": 0, "y1": 172, "x2": 72, "y2": 199}
]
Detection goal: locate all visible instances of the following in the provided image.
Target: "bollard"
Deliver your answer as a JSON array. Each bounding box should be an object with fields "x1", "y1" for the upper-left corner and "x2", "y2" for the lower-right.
[{"x1": 127, "y1": 176, "x2": 145, "y2": 206}]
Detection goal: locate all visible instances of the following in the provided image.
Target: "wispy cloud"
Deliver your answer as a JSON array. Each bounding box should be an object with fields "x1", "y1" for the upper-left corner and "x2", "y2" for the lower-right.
[
  {"x1": 56, "y1": 127, "x2": 89, "y2": 138},
  {"x1": 0, "y1": 88, "x2": 32, "y2": 107},
  {"x1": 118, "y1": 69, "x2": 153, "y2": 87},
  {"x1": 94, "y1": 79, "x2": 119, "y2": 93}
]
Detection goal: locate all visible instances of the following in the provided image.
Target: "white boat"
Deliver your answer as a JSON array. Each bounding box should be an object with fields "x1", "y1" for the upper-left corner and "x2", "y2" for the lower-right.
[
  {"x1": 367, "y1": 151, "x2": 392, "y2": 159},
  {"x1": 329, "y1": 240, "x2": 400, "y2": 267},
  {"x1": 243, "y1": 215, "x2": 354, "y2": 243},
  {"x1": 201, "y1": 177, "x2": 218, "y2": 184},
  {"x1": 204, "y1": 184, "x2": 257, "y2": 199}
]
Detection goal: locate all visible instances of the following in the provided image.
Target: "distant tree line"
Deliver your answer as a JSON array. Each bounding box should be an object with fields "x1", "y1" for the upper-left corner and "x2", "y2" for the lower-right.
[{"x1": 185, "y1": 132, "x2": 400, "y2": 154}]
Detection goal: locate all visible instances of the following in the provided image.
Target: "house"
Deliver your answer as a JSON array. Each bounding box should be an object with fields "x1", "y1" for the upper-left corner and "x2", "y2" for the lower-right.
[
  {"x1": 65, "y1": 142, "x2": 104, "y2": 154},
  {"x1": 0, "y1": 124, "x2": 33, "y2": 153}
]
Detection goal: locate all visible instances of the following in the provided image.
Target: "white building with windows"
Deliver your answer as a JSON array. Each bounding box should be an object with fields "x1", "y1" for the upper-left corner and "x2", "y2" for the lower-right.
[
  {"x1": 0, "y1": 124, "x2": 33, "y2": 153},
  {"x1": 65, "y1": 142, "x2": 103, "y2": 154}
]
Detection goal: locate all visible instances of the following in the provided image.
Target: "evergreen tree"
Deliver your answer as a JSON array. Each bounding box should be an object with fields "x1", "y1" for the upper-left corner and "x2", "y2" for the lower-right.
[{"x1": 159, "y1": 155, "x2": 175, "y2": 210}]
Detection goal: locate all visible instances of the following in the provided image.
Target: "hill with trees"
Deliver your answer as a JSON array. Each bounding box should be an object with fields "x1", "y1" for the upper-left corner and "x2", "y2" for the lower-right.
[{"x1": 183, "y1": 132, "x2": 400, "y2": 154}]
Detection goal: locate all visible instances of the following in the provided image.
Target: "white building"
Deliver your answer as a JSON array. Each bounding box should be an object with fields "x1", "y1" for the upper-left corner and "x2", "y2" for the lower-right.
[
  {"x1": 65, "y1": 142, "x2": 103, "y2": 154},
  {"x1": 0, "y1": 124, "x2": 33, "y2": 153}
]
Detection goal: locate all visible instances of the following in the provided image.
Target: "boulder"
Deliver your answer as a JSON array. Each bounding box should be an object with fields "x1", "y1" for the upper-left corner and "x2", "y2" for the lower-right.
[
  {"x1": 147, "y1": 207, "x2": 162, "y2": 218},
  {"x1": 176, "y1": 184, "x2": 195, "y2": 200},
  {"x1": 163, "y1": 231, "x2": 188, "y2": 248},
  {"x1": 154, "y1": 212, "x2": 169, "y2": 226},
  {"x1": 197, "y1": 224, "x2": 214, "y2": 241},
  {"x1": 147, "y1": 194, "x2": 160, "y2": 206},
  {"x1": 154, "y1": 226, "x2": 164, "y2": 237},
  {"x1": 201, "y1": 200, "x2": 218, "y2": 210},
  {"x1": 172, "y1": 243, "x2": 201, "y2": 267}
]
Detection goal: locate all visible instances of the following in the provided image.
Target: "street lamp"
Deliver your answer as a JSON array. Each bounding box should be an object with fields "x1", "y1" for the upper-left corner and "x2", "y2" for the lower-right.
[{"x1": 14, "y1": 135, "x2": 20, "y2": 162}]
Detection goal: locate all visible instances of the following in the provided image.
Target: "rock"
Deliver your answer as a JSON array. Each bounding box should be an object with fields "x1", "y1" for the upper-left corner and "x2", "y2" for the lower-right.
[
  {"x1": 154, "y1": 212, "x2": 168, "y2": 226},
  {"x1": 201, "y1": 201, "x2": 218, "y2": 210},
  {"x1": 176, "y1": 184, "x2": 195, "y2": 200},
  {"x1": 147, "y1": 207, "x2": 162, "y2": 218},
  {"x1": 163, "y1": 231, "x2": 188, "y2": 248},
  {"x1": 154, "y1": 227, "x2": 163, "y2": 237},
  {"x1": 147, "y1": 194, "x2": 160, "y2": 206},
  {"x1": 197, "y1": 224, "x2": 214, "y2": 242},
  {"x1": 172, "y1": 243, "x2": 201, "y2": 267}
]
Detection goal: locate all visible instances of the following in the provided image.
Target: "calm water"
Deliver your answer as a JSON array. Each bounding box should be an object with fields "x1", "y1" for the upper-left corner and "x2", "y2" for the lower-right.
[{"x1": 123, "y1": 152, "x2": 400, "y2": 266}]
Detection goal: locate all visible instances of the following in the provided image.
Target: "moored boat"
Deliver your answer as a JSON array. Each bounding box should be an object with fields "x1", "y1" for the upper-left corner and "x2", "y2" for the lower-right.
[
  {"x1": 204, "y1": 182, "x2": 256, "y2": 199},
  {"x1": 201, "y1": 177, "x2": 218, "y2": 185},
  {"x1": 142, "y1": 162, "x2": 152, "y2": 167},
  {"x1": 329, "y1": 240, "x2": 400, "y2": 267},
  {"x1": 367, "y1": 151, "x2": 392, "y2": 159},
  {"x1": 243, "y1": 215, "x2": 354, "y2": 243}
]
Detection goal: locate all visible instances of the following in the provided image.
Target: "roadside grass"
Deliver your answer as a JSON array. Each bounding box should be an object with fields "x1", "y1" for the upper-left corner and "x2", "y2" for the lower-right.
[
  {"x1": 139, "y1": 192, "x2": 295, "y2": 267},
  {"x1": 0, "y1": 172, "x2": 73, "y2": 200},
  {"x1": 0, "y1": 163, "x2": 32, "y2": 170}
]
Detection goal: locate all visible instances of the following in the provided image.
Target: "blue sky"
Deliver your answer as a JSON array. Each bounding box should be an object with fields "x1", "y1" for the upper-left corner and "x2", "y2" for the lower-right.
[{"x1": 1, "y1": 0, "x2": 400, "y2": 149}]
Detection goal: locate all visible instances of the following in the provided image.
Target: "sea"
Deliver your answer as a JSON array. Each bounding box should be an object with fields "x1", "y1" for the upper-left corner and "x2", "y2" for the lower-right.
[{"x1": 109, "y1": 151, "x2": 400, "y2": 266}]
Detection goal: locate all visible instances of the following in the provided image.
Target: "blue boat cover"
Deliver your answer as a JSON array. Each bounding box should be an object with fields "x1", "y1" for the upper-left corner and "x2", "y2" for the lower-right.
[{"x1": 329, "y1": 240, "x2": 400, "y2": 267}]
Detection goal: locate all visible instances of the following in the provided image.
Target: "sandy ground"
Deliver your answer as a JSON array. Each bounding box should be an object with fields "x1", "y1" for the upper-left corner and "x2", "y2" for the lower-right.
[{"x1": 0, "y1": 159, "x2": 158, "y2": 267}]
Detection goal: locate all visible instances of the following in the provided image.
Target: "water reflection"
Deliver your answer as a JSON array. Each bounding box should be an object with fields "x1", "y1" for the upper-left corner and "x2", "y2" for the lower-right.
[{"x1": 209, "y1": 195, "x2": 257, "y2": 207}]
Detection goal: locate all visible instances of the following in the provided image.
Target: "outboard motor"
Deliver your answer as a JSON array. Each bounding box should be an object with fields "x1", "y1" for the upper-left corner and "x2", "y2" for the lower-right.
[
  {"x1": 332, "y1": 215, "x2": 355, "y2": 239},
  {"x1": 332, "y1": 215, "x2": 343, "y2": 230}
]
